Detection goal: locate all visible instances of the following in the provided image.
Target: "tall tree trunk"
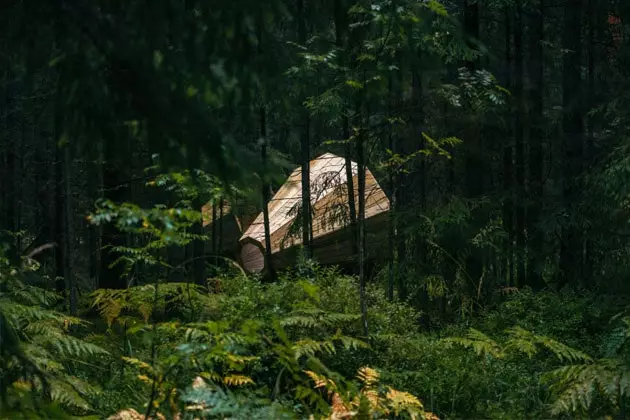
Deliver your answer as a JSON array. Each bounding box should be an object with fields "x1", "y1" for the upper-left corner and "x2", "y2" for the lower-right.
[
  {"x1": 218, "y1": 198, "x2": 224, "y2": 255},
  {"x1": 559, "y1": 0, "x2": 584, "y2": 288},
  {"x1": 260, "y1": 106, "x2": 276, "y2": 280},
  {"x1": 410, "y1": 45, "x2": 429, "y2": 305},
  {"x1": 514, "y1": 1, "x2": 526, "y2": 286},
  {"x1": 387, "y1": 75, "x2": 396, "y2": 301},
  {"x1": 4, "y1": 78, "x2": 18, "y2": 264},
  {"x1": 211, "y1": 203, "x2": 218, "y2": 254},
  {"x1": 343, "y1": 117, "x2": 358, "y2": 257},
  {"x1": 88, "y1": 137, "x2": 103, "y2": 288},
  {"x1": 61, "y1": 135, "x2": 76, "y2": 315},
  {"x1": 527, "y1": 0, "x2": 545, "y2": 290},
  {"x1": 463, "y1": 0, "x2": 483, "y2": 297},
  {"x1": 54, "y1": 134, "x2": 66, "y2": 296},
  {"x1": 52, "y1": 66, "x2": 67, "y2": 298},
  {"x1": 189, "y1": 172, "x2": 205, "y2": 286},
  {"x1": 395, "y1": 66, "x2": 407, "y2": 300},
  {"x1": 298, "y1": 0, "x2": 312, "y2": 259},
  {"x1": 356, "y1": 105, "x2": 368, "y2": 336},
  {"x1": 464, "y1": 0, "x2": 481, "y2": 198},
  {"x1": 301, "y1": 116, "x2": 311, "y2": 258},
  {"x1": 503, "y1": 8, "x2": 514, "y2": 287},
  {"x1": 584, "y1": 0, "x2": 598, "y2": 284},
  {"x1": 334, "y1": 0, "x2": 358, "y2": 258}
]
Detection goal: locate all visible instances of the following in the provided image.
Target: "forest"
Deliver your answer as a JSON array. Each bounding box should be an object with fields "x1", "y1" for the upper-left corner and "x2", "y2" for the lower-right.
[{"x1": 1, "y1": 0, "x2": 630, "y2": 418}]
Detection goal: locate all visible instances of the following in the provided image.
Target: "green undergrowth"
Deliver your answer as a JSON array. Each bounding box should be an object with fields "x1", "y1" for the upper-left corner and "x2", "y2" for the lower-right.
[{"x1": 2, "y1": 253, "x2": 629, "y2": 419}]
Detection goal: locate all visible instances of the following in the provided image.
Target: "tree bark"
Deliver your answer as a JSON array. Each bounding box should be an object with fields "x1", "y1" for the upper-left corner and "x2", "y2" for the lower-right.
[
  {"x1": 387, "y1": 75, "x2": 396, "y2": 301},
  {"x1": 514, "y1": 1, "x2": 526, "y2": 286},
  {"x1": 503, "y1": 8, "x2": 514, "y2": 287},
  {"x1": 559, "y1": 0, "x2": 584, "y2": 288},
  {"x1": 54, "y1": 131, "x2": 66, "y2": 296},
  {"x1": 87, "y1": 137, "x2": 103, "y2": 288},
  {"x1": 343, "y1": 117, "x2": 358, "y2": 257},
  {"x1": 584, "y1": 0, "x2": 599, "y2": 284},
  {"x1": 463, "y1": 0, "x2": 483, "y2": 296},
  {"x1": 298, "y1": 0, "x2": 312, "y2": 259},
  {"x1": 61, "y1": 134, "x2": 76, "y2": 315},
  {"x1": 527, "y1": 0, "x2": 545, "y2": 290},
  {"x1": 334, "y1": 0, "x2": 358, "y2": 259},
  {"x1": 211, "y1": 203, "x2": 218, "y2": 254},
  {"x1": 301, "y1": 115, "x2": 312, "y2": 259},
  {"x1": 356, "y1": 106, "x2": 368, "y2": 336},
  {"x1": 260, "y1": 106, "x2": 276, "y2": 280}
]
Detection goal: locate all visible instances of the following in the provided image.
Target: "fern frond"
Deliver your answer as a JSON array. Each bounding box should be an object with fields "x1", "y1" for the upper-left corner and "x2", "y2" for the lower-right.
[
  {"x1": 294, "y1": 339, "x2": 336, "y2": 359},
  {"x1": 49, "y1": 379, "x2": 91, "y2": 410},
  {"x1": 122, "y1": 356, "x2": 154, "y2": 373},
  {"x1": 357, "y1": 367, "x2": 379, "y2": 388},
  {"x1": 200, "y1": 371, "x2": 223, "y2": 383},
  {"x1": 336, "y1": 335, "x2": 369, "y2": 352},
  {"x1": 21, "y1": 343, "x2": 63, "y2": 372},
  {"x1": 223, "y1": 374, "x2": 254, "y2": 387},
  {"x1": 442, "y1": 328, "x2": 504, "y2": 358},
  {"x1": 547, "y1": 368, "x2": 598, "y2": 415},
  {"x1": 525, "y1": 330, "x2": 592, "y2": 363},
  {"x1": 281, "y1": 315, "x2": 319, "y2": 328},
  {"x1": 544, "y1": 359, "x2": 629, "y2": 415},
  {"x1": 38, "y1": 333, "x2": 109, "y2": 359},
  {"x1": 385, "y1": 387, "x2": 424, "y2": 415}
]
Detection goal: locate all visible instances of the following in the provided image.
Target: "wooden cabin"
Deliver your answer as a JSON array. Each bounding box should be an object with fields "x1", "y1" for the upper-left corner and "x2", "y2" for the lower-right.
[
  {"x1": 202, "y1": 200, "x2": 258, "y2": 259},
  {"x1": 239, "y1": 153, "x2": 390, "y2": 274}
]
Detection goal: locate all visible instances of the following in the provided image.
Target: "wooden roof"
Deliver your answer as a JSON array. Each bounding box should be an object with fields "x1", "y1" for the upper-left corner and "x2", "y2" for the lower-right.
[{"x1": 240, "y1": 153, "x2": 390, "y2": 255}]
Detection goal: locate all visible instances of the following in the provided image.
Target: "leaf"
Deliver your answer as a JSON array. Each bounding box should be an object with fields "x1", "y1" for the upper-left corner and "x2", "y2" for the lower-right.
[
  {"x1": 223, "y1": 375, "x2": 254, "y2": 387},
  {"x1": 425, "y1": 0, "x2": 448, "y2": 16}
]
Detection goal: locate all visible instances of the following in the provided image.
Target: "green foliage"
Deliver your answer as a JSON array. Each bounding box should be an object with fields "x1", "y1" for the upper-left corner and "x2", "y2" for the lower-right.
[
  {"x1": 445, "y1": 308, "x2": 630, "y2": 418},
  {"x1": 0, "y1": 253, "x2": 108, "y2": 416}
]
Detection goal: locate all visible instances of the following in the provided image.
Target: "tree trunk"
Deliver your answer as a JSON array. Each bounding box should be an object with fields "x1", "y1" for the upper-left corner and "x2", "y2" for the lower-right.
[
  {"x1": 190, "y1": 190, "x2": 206, "y2": 286},
  {"x1": 559, "y1": 0, "x2": 584, "y2": 289},
  {"x1": 514, "y1": 1, "x2": 526, "y2": 286},
  {"x1": 343, "y1": 117, "x2": 358, "y2": 257},
  {"x1": 356, "y1": 106, "x2": 368, "y2": 336},
  {"x1": 3, "y1": 78, "x2": 18, "y2": 264},
  {"x1": 463, "y1": 0, "x2": 483, "y2": 296},
  {"x1": 387, "y1": 75, "x2": 396, "y2": 301},
  {"x1": 298, "y1": 0, "x2": 312, "y2": 260},
  {"x1": 211, "y1": 203, "x2": 218, "y2": 254},
  {"x1": 62, "y1": 135, "x2": 77, "y2": 315},
  {"x1": 54, "y1": 133, "x2": 66, "y2": 297},
  {"x1": 301, "y1": 116, "x2": 312, "y2": 259},
  {"x1": 218, "y1": 198, "x2": 224, "y2": 254},
  {"x1": 334, "y1": 0, "x2": 358, "y2": 259},
  {"x1": 88, "y1": 137, "x2": 103, "y2": 289},
  {"x1": 260, "y1": 106, "x2": 276, "y2": 280},
  {"x1": 527, "y1": 0, "x2": 545, "y2": 290},
  {"x1": 503, "y1": 8, "x2": 514, "y2": 287},
  {"x1": 583, "y1": 0, "x2": 598, "y2": 285}
]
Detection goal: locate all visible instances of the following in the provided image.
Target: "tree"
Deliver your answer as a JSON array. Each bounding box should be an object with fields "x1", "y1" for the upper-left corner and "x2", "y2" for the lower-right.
[{"x1": 559, "y1": 0, "x2": 584, "y2": 288}]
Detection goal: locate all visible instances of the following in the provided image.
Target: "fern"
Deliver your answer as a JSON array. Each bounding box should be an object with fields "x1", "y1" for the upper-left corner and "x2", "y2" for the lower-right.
[
  {"x1": 305, "y1": 366, "x2": 438, "y2": 420},
  {"x1": 442, "y1": 328, "x2": 504, "y2": 358},
  {"x1": 180, "y1": 386, "x2": 295, "y2": 419},
  {"x1": 0, "y1": 260, "x2": 108, "y2": 415},
  {"x1": 504, "y1": 326, "x2": 593, "y2": 363},
  {"x1": 222, "y1": 374, "x2": 254, "y2": 387},
  {"x1": 446, "y1": 323, "x2": 630, "y2": 417},
  {"x1": 91, "y1": 283, "x2": 212, "y2": 328}
]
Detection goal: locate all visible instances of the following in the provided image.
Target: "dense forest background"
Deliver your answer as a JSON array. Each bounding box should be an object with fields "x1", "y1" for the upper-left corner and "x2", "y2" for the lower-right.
[{"x1": 2, "y1": 0, "x2": 630, "y2": 418}]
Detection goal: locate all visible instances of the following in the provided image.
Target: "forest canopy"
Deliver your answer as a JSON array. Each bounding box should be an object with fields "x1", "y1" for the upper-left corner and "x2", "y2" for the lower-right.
[{"x1": 1, "y1": 0, "x2": 630, "y2": 418}]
